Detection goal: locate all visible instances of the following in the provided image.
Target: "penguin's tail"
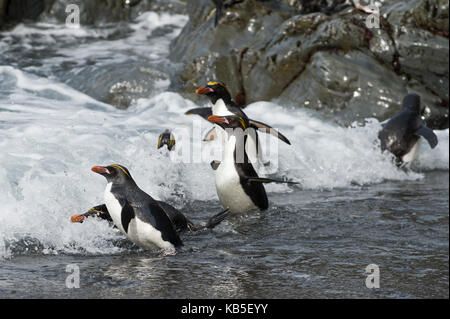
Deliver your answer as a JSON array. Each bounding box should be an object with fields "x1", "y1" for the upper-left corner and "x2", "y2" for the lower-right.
[
  {"x1": 205, "y1": 208, "x2": 230, "y2": 229},
  {"x1": 187, "y1": 208, "x2": 230, "y2": 231}
]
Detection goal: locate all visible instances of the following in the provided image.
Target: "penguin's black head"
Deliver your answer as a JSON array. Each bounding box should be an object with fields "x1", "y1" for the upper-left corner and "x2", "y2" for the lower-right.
[
  {"x1": 92, "y1": 164, "x2": 133, "y2": 184},
  {"x1": 402, "y1": 93, "x2": 421, "y2": 114},
  {"x1": 196, "y1": 81, "x2": 232, "y2": 104},
  {"x1": 207, "y1": 114, "x2": 248, "y2": 130},
  {"x1": 157, "y1": 129, "x2": 176, "y2": 151}
]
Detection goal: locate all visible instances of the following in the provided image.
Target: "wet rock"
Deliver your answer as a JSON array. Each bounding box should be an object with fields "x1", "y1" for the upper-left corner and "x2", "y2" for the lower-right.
[
  {"x1": 0, "y1": 0, "x2": 45, "y2": 29},
  {"x1": 276, "y1": 50, "x2": 409, "y2": 125},
  {"x1": 170, "y1": 0, "x2": 293, "y2": 63},
  {"x1": 0, "y1": 0, "x2": 6, "y2": 27},
  {"x1": 62, "y1": 62, "x2": 167, "y2": 110},
  {"x1": 1, "y1": 0, "x2": 187, "y2": 28},
  {"x1": 169, "y1": 0, "x2": 449, "y2": 129}
]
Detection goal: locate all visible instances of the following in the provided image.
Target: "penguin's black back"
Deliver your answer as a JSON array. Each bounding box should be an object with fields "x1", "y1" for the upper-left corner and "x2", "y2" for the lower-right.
[
  {"x1": 235, "y1": 162, "x2": 269, "y2": 210},
  {"x1": 378, "y1": 102, "x2": 422, "y2": 158},
  {"x1": 157, "y1": 201, "x2": 193, "y2": 232},
  {"x1": 115, "y1": 184, "x2": 183, "y2": 247},
  {"x1": 233, "y1": 136, "x2": 268, "y2": 210}
]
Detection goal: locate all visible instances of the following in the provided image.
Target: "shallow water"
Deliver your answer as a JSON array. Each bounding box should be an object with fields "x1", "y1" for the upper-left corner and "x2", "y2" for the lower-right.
[
  {"x1": 1, "y1": 171, "x2": 448, "y2": 298},
  {"x1": 0, "y1": 11, "x2": 448, "y2": 299}
]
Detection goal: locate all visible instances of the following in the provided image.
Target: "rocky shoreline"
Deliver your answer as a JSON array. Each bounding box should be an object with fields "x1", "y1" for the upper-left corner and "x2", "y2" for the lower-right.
[
  {"x1": 169, "y1": 0, "x2": 449, "y2": 129},
  {"x1": 1, "y1": 0, "x2": 448, "y2": 129}
]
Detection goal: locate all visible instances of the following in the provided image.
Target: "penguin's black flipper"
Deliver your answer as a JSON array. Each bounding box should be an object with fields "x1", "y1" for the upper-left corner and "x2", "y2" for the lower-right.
[
  {"x1": 185, "y1": 107, "x2": 213, "y2": 120},
  {"x1": 157, "y1": 200, "x2": 192, "y2": 232},
  {"x1": 210, "y1": 160, "x2": 221, "y2": 170},
  {"x1": 414, "y1": 125, "x2": 438, "y2": 149},
  {"x1": 158, "y1": 130, "x2": 176, "y2": 151},
  {"x1": 205, "y1": 208, "x2": 230, "y2": 229},
  {"x1": 189, "y1": 208, "x2": 230, "y2": 231},
  {"x1": 248, "y1": 119, "x2": 291, "y2": 145},
  {"x1": 145, "y1": 201, "x2": 184, "y2": 247},
  {"x1": 204, "y1": 127, "x2": 217, "y2": 141},
  {"x1": 245, "y1": 177, "x2": 299, "y2": 185},
  {"x1": 71, "y1": 204, "x2": 113, "y2": 223},
  {"x1": 120, "y1": 198, "x2": 136, "y2": 234}
]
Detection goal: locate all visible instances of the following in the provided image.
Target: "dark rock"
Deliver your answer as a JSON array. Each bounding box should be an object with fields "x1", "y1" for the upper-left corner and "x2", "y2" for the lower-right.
[
  {"x1": 0, "y1": 0, "x2": 46, "y2": 29},
  {"x1": 0, "y1": 0, "x2": 6, "y2": 27},
  {"x1": 61, "y1": 62, "x2": 167, "y2": 110},
  {"x1": 169, "y1": 0, "x2": 449, "y2": 129},
  {"x1": 1, "y1": 0, "x2": 187, "y2": 28}
]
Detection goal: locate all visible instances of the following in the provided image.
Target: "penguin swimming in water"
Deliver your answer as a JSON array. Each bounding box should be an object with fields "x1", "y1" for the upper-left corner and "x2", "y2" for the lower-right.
[
  {"x1": 207, "y1": 114, "x2": 298, "y2": 214},
  {"x1": 157, "y1": 129, "x2": 176, "y2": 151},
  {"x1": 186, "y1": 81, "x2": 291, "y2": 164},
  {"x1": 90, "y1": 164, "x2": 229, "y2": 251},
  {"x1": 92, "y1": 164, "x2": 182, "y2": 251},
  {"x1": 71, "y1": 202, "x2": 229, "y2": 233},
  {"x1": 378, "y1": 93, "x2": 438, "y2": 168}
]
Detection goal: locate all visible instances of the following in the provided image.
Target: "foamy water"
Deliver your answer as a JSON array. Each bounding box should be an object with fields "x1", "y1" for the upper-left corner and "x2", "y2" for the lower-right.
[
  {"x1": 0, "y1": 65, "x2": 448, "y2": 259},
  {"x1": 0, "y1": 11, "x2": 448, "y2": 260}
]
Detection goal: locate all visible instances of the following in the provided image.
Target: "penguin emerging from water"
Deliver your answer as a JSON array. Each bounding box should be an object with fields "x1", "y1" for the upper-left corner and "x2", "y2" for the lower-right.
[
  {"x1": 71, "y1": 202, "x2": 228, "y2": 233},
  {"x1": 92, "y1": 164, "x2": 183, "y2": 251},
  {"x1": 90, "y1": 164, "x2": 228, "y2": 251},
  {"x1": 186, "y1": 81, "x2": 291, "y2": 164},
  {"x1": 378, "y1": 93, "x2": 438, "y2": 168},
  {"x1": 157, "y1": 129, "x2": 176, "y2": 151},
  {"x1": 207, "y1": 114, "x2": 298, "y2": 213}
]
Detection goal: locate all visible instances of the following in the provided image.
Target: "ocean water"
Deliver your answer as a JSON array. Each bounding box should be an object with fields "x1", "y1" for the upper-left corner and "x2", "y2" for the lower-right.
[{"x1": 0, "y1": 12, "x2": 448, "y2": 298}]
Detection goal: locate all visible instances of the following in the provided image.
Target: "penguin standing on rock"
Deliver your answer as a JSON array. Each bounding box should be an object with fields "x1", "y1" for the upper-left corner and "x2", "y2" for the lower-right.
[
  {"x1": 207, "y1": 114, "x2": 298, "y2": 214},
  {"x1": 378, "y1": 93, "x2": 438, "y2": 168}
]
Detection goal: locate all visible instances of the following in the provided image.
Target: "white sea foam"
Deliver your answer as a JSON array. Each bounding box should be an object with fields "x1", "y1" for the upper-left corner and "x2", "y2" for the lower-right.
[{"x1": 0, "y1": 66, "x2": 448, "y2": 259}]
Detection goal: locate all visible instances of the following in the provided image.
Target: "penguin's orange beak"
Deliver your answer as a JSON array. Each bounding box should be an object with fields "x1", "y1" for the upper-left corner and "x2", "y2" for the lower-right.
[
  {"x1": 71, "y1": 214, "x2": 85, "y2": 223},
  {"x1": 207, "y1": 115, "x2": 229, "y2": 124},
  {"x1": 196, "y1": 86, "x2": 214, "y2": 95},
  {"x1": 91, "y1": 166, "x2": 110, "y2": 175}
]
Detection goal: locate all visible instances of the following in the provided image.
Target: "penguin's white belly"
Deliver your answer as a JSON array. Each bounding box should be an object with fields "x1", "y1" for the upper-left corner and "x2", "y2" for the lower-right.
[
  {"x1": 212, "y1": 99, "x2": 232, "y2": 116},
  {"x1": 401, "y1": 138, "x2": 420, "y2": 166},
  {"x1": 215, "y1": 162, "x2": 258, "y2": 214},
  {"x1": 104, "y1": 183, "x2": 174, "y2": 250},
  {"x1": 127, "y1": 219, "x2": 173, "y2": 250},
  {"x1": 104, "y1": 183, "x2": 126, "y2": 233}
]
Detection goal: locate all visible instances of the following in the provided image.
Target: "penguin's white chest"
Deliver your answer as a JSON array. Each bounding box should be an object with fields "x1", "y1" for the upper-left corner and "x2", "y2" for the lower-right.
[
  {"x1": 215, "y1": 161, "x2": 258, "y2": 214},
  {"x1": 104, "y1": 183, "x2": 174, "y2": 250},
  {"x1": 104, "y1": 183, "x2": 125, "y2": 233},
  {"x1": 401, "y1": 138, "x2": 420, "y2": 166},
  {"x1": 212, "y1": 99, "x2": 232, "y2": 116}
]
